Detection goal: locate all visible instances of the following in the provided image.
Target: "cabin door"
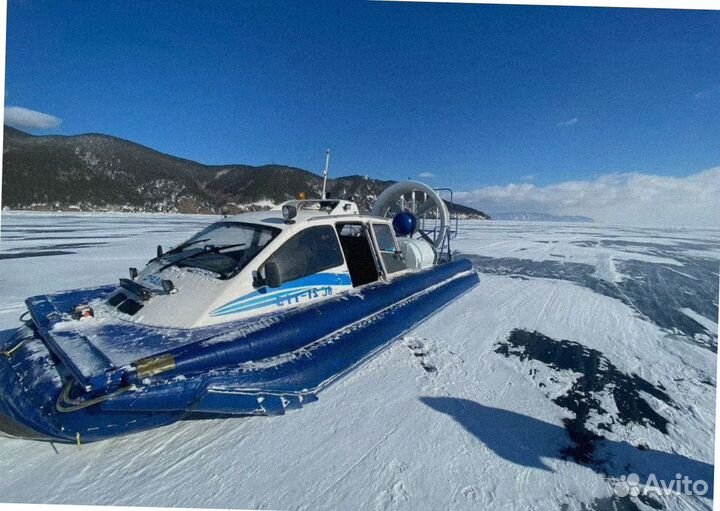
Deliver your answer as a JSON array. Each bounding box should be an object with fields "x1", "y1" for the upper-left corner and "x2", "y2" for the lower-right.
[{"x1": 335, "y1": 222, "x2": 382, "y2": 287}]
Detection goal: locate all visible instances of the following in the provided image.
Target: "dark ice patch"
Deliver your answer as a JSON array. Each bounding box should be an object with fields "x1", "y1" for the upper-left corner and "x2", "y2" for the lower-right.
[
  {"x1": 580, "y1": 493, "x2": 665, "y2": 511},
  {"x1": 463, "y1": 254, "x2": 718, "y2": 351},
  {"x1": 600, "y1": 239, "x2": 720, "y2": 254},
  {"x1": 0, "y1": 251, "x2": 75, "y2": 260},
  {"x1": 11, "y1": 234, "x2": 130, "y2": 241},
  {"x1": 0, "y1": 228, "x2": 80, "y2": 234},
  {"x1": 636, "y1": 493, "x2": 664, "y2": 510},
  {"x1": 571, "y1": 240, "x2": 599, "y2": 248},
  {"x1": 581, "y1": 495, "x2": 644, "y2": 511},
  {"x1": 495, "y1": 330, "x2": 673, "y2": 462},
  {"x1": 6, "y1": 242, "x2": 108, "y2": 252}
]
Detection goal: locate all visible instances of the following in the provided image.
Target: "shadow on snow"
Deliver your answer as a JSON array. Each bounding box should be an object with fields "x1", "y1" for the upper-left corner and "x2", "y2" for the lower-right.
[{"x1": 420, "y1": 397, "x2": 714, "y2": 500}]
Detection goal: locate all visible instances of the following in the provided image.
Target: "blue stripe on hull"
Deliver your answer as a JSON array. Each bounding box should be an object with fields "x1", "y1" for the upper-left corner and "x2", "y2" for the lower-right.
[{"x1": 211, "y1": 272, "x2": 352, "y2": 316}]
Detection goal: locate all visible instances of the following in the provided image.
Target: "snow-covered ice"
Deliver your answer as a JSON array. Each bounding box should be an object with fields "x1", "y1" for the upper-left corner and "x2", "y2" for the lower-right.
[{"x1": 0, "y1": 212, "x2": 717, "y2": 510}]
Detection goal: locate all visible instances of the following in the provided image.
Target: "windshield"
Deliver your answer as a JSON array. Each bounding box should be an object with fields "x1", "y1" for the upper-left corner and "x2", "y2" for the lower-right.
[{"x1": 162, "y1": 221, "x2": 280, "y2": 279}]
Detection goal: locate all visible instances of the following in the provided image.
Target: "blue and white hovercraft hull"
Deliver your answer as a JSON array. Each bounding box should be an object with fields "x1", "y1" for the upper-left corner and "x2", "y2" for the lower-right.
[{"x1": 0, "y1": 259, "x2": 478, "y2": 443}]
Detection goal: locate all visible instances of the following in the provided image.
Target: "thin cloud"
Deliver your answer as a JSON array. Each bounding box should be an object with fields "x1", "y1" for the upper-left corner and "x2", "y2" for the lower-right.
[
  {"x1": 557, "y1": 118, "x2": 579, "y2": 127},
  {"x1": 694, "y1": 86, "x2": 720, "y2": 100},
  {"x1": 418, "y1": 171, "x2": 435, "y2": 178},
  {"x1": 4, "y1": 106, "x2": 62, "y2": 130},
  {"x1": 455, "y1": 167, "x2": 720, "y2": 228},
  {"x1": 520, "y1": 174, "x2": 535, "y2": 182}
]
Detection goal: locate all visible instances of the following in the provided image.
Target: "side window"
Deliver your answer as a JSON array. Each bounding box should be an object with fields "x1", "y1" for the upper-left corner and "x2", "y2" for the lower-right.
[
  {"x1": 372, "y1": 224, "x2": 407, "y2": 274},
  {"x1": 373, "y1": 224, "x2": 397, "y2": 252},
  {"x1": 265, "y1": 226, "x2": 344, "y2": 283},
  {"x1": 338, "y1": 224, "x2": 364, "y2": 237}
]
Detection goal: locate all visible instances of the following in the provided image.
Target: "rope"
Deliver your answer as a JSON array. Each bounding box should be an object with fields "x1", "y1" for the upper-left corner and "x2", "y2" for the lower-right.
[
  {"x1": 0, "y1": 339, "x2": 29, "y2": 358},
  {"x1": 55, "y1": 380, "x2": 133, "y2": 413}
]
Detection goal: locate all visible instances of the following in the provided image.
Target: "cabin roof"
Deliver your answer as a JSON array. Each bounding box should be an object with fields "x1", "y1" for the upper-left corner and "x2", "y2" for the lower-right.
[{"x1": 223, "y1": 201, "x2": 390, "y2": 231}]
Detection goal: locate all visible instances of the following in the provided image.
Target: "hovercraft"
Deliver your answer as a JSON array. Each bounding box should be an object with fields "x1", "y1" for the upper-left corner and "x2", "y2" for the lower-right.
[{"x1": 0, "y1": 181, "x2": 479, "y2": 442}]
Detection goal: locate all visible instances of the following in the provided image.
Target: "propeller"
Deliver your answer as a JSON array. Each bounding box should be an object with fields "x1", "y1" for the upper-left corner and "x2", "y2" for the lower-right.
[{"x1": 371, "y1": 181, "x2": 449, "y2": 251}]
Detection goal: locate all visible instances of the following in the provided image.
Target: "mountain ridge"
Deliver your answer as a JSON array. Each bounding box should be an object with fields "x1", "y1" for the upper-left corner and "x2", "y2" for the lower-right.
[
  {"x1": 1, "y1": 126, "x2": 489, "y2": 219},
  {"x1": 490, "y1": 211, "x2": 593, "y2": 223}
]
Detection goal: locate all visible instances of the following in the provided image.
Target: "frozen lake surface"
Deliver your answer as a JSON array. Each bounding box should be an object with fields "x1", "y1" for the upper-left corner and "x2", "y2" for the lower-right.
[{"x1": 0, "y1": 212, "x2": 717, "y2": 510}]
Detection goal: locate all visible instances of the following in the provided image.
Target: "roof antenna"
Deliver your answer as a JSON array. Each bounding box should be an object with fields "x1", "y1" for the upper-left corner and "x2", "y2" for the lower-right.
[{"x1": 321, "y1": 148, "x2": 330, "y2": 199}]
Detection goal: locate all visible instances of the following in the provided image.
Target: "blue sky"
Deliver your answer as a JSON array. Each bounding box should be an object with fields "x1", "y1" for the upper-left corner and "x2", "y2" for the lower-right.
[{"x1": 4, "y1": 2, "x2": 720, "y2": 224}]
